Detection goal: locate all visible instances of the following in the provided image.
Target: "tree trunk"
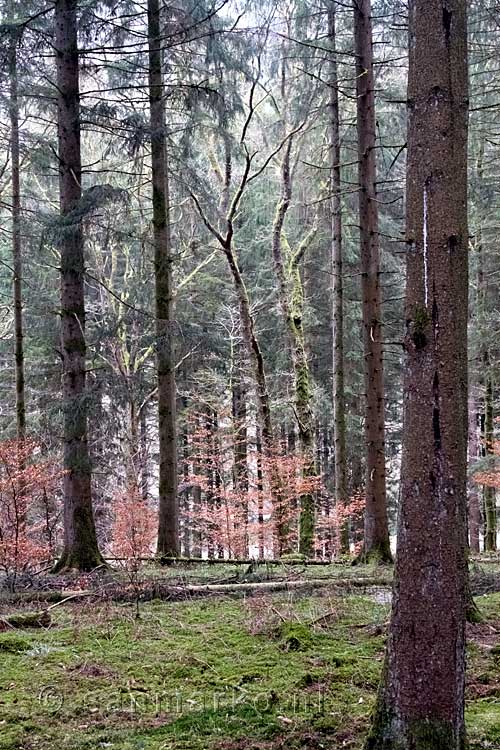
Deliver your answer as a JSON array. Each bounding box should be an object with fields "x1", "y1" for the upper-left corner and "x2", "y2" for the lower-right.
[
  {"x1": 366, "y1": 2, "x2": 468, "y2": 747},
  {"x1": 271, "y1": 136, "x2": 316, "y2": 557},
  {"x1": 140, "y1": 405, "x2": 149, "y2": 501},
  {"x1": 353, "y1": 0, "x2": 392, "y2": 564},
  {"x1": 328, "y1": 2, "x2": 348, "y2": 555},
  {"x1": 232, "y1": 358, "x2": 249, "y2": 558},
  {"x1": 212, "y1": 411, "x2": 224, "y2": 559},
  {"x1": 483, "y1": 378, "x2": 497, "y2": 551},
  {"x1": 9, "y1": 32, "x2": 26, "y2": 446},
  {"x1": 147, "y1": 0, "x2": 179, "y2": 557},
  {"x1": 53, "y1": 0, "x2": 103, "y2": 573},
  {"x1": 256, "y1": 426, "x2": 265, "y2": 560},
  {"x1": 468, "y1": 389, "x2": 481, "y2": 553},
  {"x1": 53, "y1": 53, "x2": 103, "y2": 566},
  {"x1": 222, "y1": 243, "x2": 288, "y2": 553},
  {"x1": 182, "y1": 396, "x2": 190, "y2": 557}
]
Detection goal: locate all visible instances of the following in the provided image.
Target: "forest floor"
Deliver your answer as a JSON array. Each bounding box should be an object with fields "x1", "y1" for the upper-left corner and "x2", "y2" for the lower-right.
[{"x1": 0, "y1": 561, "x2": 499, "y2": 750}]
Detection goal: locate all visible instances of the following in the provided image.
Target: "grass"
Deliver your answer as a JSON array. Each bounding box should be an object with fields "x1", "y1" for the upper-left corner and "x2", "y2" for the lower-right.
[{"x1": 0, "y1": 575, "x2": 498, "y2": 749}]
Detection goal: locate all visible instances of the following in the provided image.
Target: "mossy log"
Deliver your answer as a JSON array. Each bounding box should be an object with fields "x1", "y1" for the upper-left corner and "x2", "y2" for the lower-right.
[{"x1": 0, "y1": 610, "x2": 51, "y2": 630}]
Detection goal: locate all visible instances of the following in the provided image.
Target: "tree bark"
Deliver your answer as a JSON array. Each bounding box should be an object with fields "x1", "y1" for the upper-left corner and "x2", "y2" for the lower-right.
[
  {"x1": 232, "y1": 355, "x2": 249, "y2": 559},
  {"x1": 366, "y1": 2, "x2": 468, "y2": 747},
  {"x1": 328, "y1": 2, "x2": 348, "y2": 554},
  {"x1": 353, "y1": 0, "x2": 392, "y2": 564},
  {"x1": 256, "y1": 426, "x2": 265, "y2": 560},
  {"x1": 468, "y1": 389, "x2": 481, "y2": 553},
  {"x1": 9, "y1": 31, "x2": 26, "y2": 446},
  {"x1": 147, "y1": 0, "x2": 179, "y2": 557},
  {"x1": 271, "y1": 139, "x2": 316, "y2": 557},
  {"x1": 483, "y1": 378, "x2": 497, "y2": 551},
  {"x1": 53, "y1": 0, "x2": 103, "y2": 573},
  {"x1": 181, "y1": 396, "x2": 190, "y2": 557}
]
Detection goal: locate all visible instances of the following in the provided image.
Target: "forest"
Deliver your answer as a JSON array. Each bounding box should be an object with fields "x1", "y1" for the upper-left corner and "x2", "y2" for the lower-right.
[{"x1": 0, "y1": 1, "x2": 499, "y2": 749}]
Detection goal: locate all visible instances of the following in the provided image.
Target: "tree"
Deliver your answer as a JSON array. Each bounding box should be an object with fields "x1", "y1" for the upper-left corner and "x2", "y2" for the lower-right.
[
  {"x1": 353, "y1": 0, "x2": 392, "y2": 563},
  {"x1": 6, "y1": 15, "x2": 25, "y2": 446},
  {"x1": 53, "y1": 0, "x2": 104, "y2": 572},
  {"x1": 328, "y1": 0, "x2": 348, "y2": 553},
  {"x1": 366, "y1": 1, "x2": 469, "y2": 747},
  {"x1": 271, "y1": 137, "x2": 317, "y2": 557},
  {"x1": 147, "y1": 0, "x2": 179, "y2": 558}
]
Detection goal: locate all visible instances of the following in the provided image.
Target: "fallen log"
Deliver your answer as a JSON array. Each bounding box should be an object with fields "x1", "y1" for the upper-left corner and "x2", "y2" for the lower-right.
[
  {"x1": 0, "y1": 577, "x2": 391, "y2": 609},
  {"x1": 0, "y1": 609, "x2": 51, "y2": 630},
  {"x1": 165, "y1": 576, "x2": 392, "y2": 598}
]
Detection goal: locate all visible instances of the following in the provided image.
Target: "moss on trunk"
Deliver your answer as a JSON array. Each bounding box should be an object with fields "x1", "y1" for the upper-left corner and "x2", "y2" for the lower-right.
[
  {"x1": 365, "y1": 711, "x2": 467, "y2": 750},
  {"x1": 354, "y1": 539, "x2": 393, "y2": 566}
]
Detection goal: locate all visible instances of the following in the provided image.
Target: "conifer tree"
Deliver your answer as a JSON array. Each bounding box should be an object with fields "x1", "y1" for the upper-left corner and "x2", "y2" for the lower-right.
[
  {"x1": 366, "y1": 1, "x2": 469, "y2": 746},
  {"x1": 53, "y1": 0, "x2": 103, "y2": 572}
]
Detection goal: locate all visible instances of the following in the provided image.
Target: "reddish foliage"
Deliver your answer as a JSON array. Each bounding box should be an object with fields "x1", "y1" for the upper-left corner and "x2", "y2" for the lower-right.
[
  {"x1": 111, "y1": 485, "x2": 157, "y2": 568},
  {"x1": 314, "y1": 493, "x2": 365, "y2": 557},
  {"x1": 473, "y1": 440, "x2": 500, "y2": 489},
  {"x1": 181, "y1": 408, "x2": 359, "y2": 559},
  {"x1": 0, "y1": 439, "x2": 62, "y2": 585}
]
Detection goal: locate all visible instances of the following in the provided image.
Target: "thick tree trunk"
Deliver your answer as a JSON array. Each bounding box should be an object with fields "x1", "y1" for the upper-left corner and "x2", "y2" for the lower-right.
[
  {"x1": 147, "y1": 0, "x2": 179, "y2": 557},
  {"x1": 9, "y1": 34, "x2": 26, "y2": 446},
  {"x1": 353, "y1": 0, "x2": 392, "y2": 564},
  {"x1": 328, "y1": 2, "x2": 348, "y2": 554},
  {"x1": 53, "y1": 0, "x2": 103, "y2": 573},
  {"x1": 366, "y1": 2, "x2": 469, "y2": 747}
]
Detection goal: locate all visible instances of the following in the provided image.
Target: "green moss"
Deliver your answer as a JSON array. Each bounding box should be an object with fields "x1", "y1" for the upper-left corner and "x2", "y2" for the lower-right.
[
  {"x1": 276, "y1": 621, "x2": 313, "y2": 651},
  {"x1": 365, "y1": 704, "x2": 466, "y2": 750},
  {"x1": 0, "y1": 633, "x2": 32, "y2": 653},
  {"x1": 355, "y1": 540, "x2": 393, "y2": 566},
  {"x1": 1, "y1": 585, "x2": 498, "y2": 750},
  {"x1": 411, "y1": 305, "x2": 431, "y2": 350}
]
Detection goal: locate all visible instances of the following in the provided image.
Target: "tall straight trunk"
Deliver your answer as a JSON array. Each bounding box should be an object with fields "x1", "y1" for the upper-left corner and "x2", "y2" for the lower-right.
[
  {"x1": 483, "y1": 378, "x2": 497, "y2": 551},
  {"x1": 232, "y1": 363, "x2": 248, "y2": 558},
  {"x1": 126, "y1": 399, "x2": 140, "y2": 488},
  {"x1": 147, "y1": 0, "x2": 179, "y2": 557},
  {"x1": 9, "y1": 33, "x2": 25, "y2": 446},
  {"x1": 256, "y1": 426, "x2": 265, "y2": 559},
  {"x1": 353, "y1": 0, "x2": 392, "y2": 564},
  {"x1": 53, "y1": 0, "x2": 103, "y2": 572},
  {"x1": 366, "y1": 2, "x2": 469, "y2": 747},
  {"x1": 212, "y1": 411, "x2": 224, "y2": 559},
  {"x1": 328, "y1": 2, "x2": 348, "y2": 554},
  {"x1": 140, "y1": 405, "x2": 149, "y2": 501},
  {"x1": 182, "y1": 396, "x2": 190, "y2": 557},
  {"x1": 468, "y1": 389, "x2": 481, "y2": 553},
  {"x1": 477, "y1": 187, "x2": 496, "y2": 552},
  {"x1": 192, "y1": 485, "x2": 202, "y2": 558}
]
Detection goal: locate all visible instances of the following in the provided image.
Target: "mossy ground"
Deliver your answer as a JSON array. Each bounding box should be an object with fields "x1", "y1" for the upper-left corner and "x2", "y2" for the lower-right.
[{"x1": 0, "y1": 568, "x2": 498, "y2": 750}]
